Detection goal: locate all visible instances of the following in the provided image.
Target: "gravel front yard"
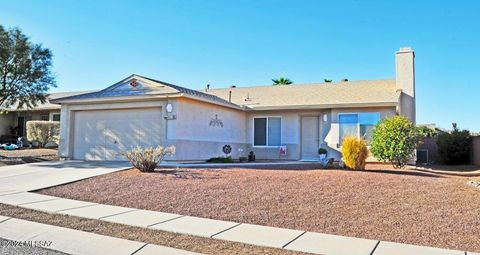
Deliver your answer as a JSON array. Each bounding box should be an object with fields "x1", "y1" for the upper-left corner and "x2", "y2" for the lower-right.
[{"x1": 38, "y1": 164, "x2": 480, "y2": 252}]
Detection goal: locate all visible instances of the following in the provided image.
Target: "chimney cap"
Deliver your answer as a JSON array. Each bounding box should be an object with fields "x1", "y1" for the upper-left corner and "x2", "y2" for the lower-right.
[{"x1": 397, "y1": 47, "x2": 414, "y2": 53}]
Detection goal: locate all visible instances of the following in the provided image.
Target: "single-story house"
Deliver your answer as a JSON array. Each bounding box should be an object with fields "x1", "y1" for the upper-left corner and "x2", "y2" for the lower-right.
[
  {"x1": 0, "y1": 91, "x2": 93, "y2": 139},
  {"x1": 51, "y1": 47, "x2": 416, "y2": 161}
]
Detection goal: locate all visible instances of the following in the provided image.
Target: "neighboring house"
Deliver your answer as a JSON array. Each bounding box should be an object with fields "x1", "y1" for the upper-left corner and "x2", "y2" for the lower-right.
[
  {"x1": 0, "y1": 91, "x2": 93, "y2": 139},
  {"x1": 52, "y1": 47, "x2": 416, "y2": 161}
]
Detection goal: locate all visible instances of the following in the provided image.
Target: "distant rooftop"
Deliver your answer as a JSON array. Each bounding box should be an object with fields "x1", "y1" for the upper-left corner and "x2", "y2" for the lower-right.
[{"x1": 2, "y1": 90, "x2": 96, "y2": 112}]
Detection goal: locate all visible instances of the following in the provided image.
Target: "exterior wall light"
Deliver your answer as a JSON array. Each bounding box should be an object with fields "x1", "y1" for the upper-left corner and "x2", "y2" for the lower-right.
[{"x1": 166, "y1": 103, "x2": 173, "y2": 113}]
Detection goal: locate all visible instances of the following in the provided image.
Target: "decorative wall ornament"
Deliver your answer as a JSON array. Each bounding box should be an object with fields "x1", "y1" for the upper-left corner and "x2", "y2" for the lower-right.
[
  {"x1": 129, "y1": 79, "x2": 138, "y2": 88},
  {"x1": 222, "y1": 144, "x2": 232, "y2": 155},
  {"x1": 209, "y1": 114, "x2": 223, "y2": 127}
]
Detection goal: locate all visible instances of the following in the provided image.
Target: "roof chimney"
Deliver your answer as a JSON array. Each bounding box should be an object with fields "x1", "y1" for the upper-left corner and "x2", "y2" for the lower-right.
[{"x1": 396, "y1": 46, "x2": 416, "y2": 124}]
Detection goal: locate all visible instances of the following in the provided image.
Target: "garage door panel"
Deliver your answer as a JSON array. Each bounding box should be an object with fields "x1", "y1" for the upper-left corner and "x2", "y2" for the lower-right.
[
  {"x1": 85, "y1": 146, "x2": 108, "y2": 161},
  {"x1": 73, "y1": 108, "x2": 163, "y2": 160}
]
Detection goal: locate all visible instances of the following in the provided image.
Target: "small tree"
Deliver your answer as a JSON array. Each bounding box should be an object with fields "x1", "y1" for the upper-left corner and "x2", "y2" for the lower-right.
[
  {"x1": 272, "y1": 77, "x2": 293, "y2": 85},
  {"x1": 341, "y1": 136, "x2": 368, "y2": 170},
  {"x1": 26, "y1": 121, "x2": 60, "y2": 147},
  {"x1": 370, "y1": 115, "x2": 419, "y2": 168},
  {"x1": 437, "y1": 123, "x2": 471, "y2": 165}
]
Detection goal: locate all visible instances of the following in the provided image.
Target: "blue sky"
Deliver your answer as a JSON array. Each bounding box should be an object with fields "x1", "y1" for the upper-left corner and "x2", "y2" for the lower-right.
[{"x1": 2, "y1": 0, "x2": 479, "y2": 131}]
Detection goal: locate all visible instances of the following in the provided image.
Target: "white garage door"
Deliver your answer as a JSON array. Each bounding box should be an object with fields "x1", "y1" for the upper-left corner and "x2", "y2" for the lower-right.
[{"x1": 73, "y1": 108, "x2": 163, "y2": 160}]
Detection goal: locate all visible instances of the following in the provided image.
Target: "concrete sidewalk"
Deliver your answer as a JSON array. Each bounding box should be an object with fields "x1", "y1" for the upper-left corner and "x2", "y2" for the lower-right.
[
  {"x1": 1, "y1": 191, "x2": 477, "y2": 255},
  {"x1": 0, "y1": 215, "x2": 201, "y2": 255}
]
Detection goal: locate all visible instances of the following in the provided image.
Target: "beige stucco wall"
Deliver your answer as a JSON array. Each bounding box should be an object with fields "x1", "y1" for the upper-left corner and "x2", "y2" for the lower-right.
[
  {"x1": 246, "y1": 106, "x2": 396, "y2": 161},
  {"x1": 174, "y1": 98, "x2": 248, "y2": 160},
  {"x1": 58, "y1": 96, "x2": 397, "y2": 162}
]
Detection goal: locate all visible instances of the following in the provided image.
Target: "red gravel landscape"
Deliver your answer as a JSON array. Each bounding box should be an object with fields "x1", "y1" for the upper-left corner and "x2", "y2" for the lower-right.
[{"x1": 38, "y1": 164, "x2": 480, "y2": 252}]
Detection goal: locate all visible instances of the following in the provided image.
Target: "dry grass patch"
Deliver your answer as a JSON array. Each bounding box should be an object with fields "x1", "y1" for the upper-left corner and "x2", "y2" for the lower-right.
[{"x1": 0, "y1": 148, "x2": 58, "y2": 166}]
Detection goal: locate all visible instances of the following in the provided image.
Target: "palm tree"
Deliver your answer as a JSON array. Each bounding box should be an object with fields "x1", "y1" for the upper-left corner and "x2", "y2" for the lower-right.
[{"x1": 272, "y1": 77, "x2": 293, "y2": 85}]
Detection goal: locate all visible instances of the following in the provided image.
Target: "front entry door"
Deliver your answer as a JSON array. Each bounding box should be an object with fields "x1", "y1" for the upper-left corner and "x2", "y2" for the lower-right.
[{"x1": 301, "y1": 116, "x2": 319, "y2": 160}]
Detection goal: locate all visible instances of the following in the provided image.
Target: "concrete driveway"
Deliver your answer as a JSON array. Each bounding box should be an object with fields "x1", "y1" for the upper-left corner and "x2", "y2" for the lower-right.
[{"x1": 0, "y1": 161, "x2": 130, "y2": 194}]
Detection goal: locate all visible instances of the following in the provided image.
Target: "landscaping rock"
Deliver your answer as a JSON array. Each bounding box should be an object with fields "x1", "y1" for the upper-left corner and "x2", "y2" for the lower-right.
[{"x1": 467, "y1": 180, "x2": 480, "y2": 188}]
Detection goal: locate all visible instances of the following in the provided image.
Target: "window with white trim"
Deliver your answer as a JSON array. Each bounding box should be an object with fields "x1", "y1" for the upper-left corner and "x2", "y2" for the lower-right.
[
  {"x1": 339, "y1": 112, "x2": 380, "y2": 144},
  {"x1": 254, "y1": 117, "x2": 281, "y2": 146}
]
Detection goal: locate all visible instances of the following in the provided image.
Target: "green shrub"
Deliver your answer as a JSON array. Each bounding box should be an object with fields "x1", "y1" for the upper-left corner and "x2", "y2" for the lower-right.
[
  {"x1": 341, "y1": 136, "x2": 368, "y2": 170},
  {"x1": 239, "y1": 156, "x2": 247, "y2": 162},
  {"x1": 121, "y1": 146, "x2": 175, "y2": 172},
  {"x1": 370, "y1": 115, "x2": 419, "y2": 168},
  {"x1": 206, "y1": 157, "x2": 234, "y2": 163},
  {"x1": 437, "y1": 123, "x2": 472, "y2": 165},
  {"x1": 26, "y1": 121, "x2": 60, "y2": 147}
]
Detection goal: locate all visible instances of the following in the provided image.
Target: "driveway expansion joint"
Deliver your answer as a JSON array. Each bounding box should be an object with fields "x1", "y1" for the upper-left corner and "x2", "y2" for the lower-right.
[
  {"x1": 281, "y1": 231, "x2": 307, "y2": 249},
  {"x1": 98, "y1": 208, "x2": 139, "y2": 219},
  {"x1": 54, "y1": 203, "x2": 99, "y2": 212},
  {"x1": 210, "y1": 222, "x2": 242, "y2": 237},
  {"x1": 54, "y1": 203, "x2": 99, "y2": 213},
  {"x1": 370, "y1": 240, "x2": 381, "y2": 255},
  {"x1": 0, "y1": 191, "x2": 23, "y2": 197},
  {"x1": 146, "y1": 215, "x2": 186, "y2": 228},
  {"x1": 18, "y1": 197, "x2": 62, "y2": 205},
  {"x1": 129, "y1": 243, "x2": 148, "y2": 255},
  {"x1": 0, "y1": 217, "x2": 11, "y2": 224}
]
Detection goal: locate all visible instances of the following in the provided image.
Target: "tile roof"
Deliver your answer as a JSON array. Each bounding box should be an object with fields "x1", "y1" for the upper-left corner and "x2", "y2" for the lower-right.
[
  {"x1": 11, "y1": 77, "x2": 399, "y2": 112},
  {"x1": 203, "y1": 80, "x2": 399, "y2": 110},
  {"x1": 138, "y1": 76, "x2": 237, "y2": 107}
]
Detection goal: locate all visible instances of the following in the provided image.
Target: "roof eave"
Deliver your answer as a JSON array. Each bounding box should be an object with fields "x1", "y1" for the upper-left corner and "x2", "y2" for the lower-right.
[
  {"x1": 51, "y1": 93, "x2": 183, "y2": 104},
  {"x1": 247, "y1": 101, "x2": 399, "y2": 111},
  {"x1": 8, "y1": 107, "x2": 61, "y2": 112}
]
